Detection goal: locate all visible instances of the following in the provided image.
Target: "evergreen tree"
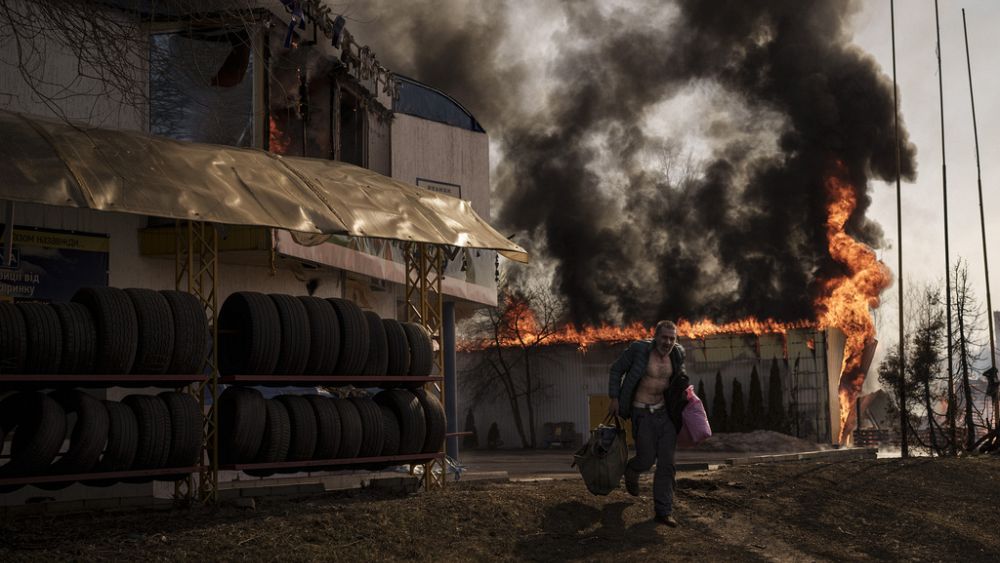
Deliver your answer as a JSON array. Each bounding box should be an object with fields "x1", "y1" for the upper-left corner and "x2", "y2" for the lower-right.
[
  {"x1": 730, "y1": 379, "x2": 747, "y2": 432},
  {"x1": 463, "y1": 409, "x2": 479, "y2": 449},
  {"x1": 766, "y1": 358, "x2": 786, "y2": 432},
  {"x1": 697, "y1": 379, "x2": 706, "y2": 402},
  {"x1": 748, "y1": 365, "x2": 765, "y2": 430},
  {"x1": 712, "y1": 371, "x2": 728, "y2": 433}
]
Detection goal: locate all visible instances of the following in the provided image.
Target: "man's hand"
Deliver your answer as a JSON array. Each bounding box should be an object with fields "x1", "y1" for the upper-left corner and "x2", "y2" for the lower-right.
[{"x1": 608, "y1": 398, "x2": 619, "y2": 417}]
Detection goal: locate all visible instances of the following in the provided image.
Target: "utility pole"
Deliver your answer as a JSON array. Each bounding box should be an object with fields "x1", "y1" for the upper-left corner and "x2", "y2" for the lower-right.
[
  {"x1": 934, "y1": 0, "x2": 957, "y2": 455},
  {"x1": 891, "y1": 0, "x2": 908, "y2": 457},
  {"x1": 961, "y1": 9, "x2": 999, "y2": 437}
]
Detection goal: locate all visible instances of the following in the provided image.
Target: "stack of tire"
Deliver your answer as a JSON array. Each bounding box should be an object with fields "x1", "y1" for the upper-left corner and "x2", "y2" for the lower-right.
[
  {"x1": 218, "y1": 292, "x2": 433, "y2": 379},
  {"x1": 217, "y1": 386, "x2": 445, "y2": 474},
  {"x1": 0, "y1": 287, "x2": 210, "y2": 376},
  {"x1": 0, "y1": 390, "x2": 202, "y2": 491}
]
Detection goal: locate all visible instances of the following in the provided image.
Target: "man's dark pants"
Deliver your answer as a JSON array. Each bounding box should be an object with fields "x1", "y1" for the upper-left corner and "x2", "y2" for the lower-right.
[{"x1": 627, "y1": 408, "x2": 677, "y2": 517}]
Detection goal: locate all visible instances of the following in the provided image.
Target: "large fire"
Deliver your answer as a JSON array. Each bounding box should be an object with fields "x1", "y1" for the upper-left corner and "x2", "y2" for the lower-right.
[
  {"x1": 461, "y1": 299, "x2": 820, "y2": 352},
  {"x1": 465, "y1": 163, "x2": 889, "y2": 445},
  {"x1": 458, "y1": 300, "x2": 818, "y2": 353},
  {"x1": 816, "y1": 168, "x2": 891, "y2": 444}
]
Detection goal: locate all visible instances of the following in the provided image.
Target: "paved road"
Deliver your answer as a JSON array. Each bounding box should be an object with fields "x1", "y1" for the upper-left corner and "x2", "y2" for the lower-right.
[{"x1": 456, "y1": 448, "x2": 811, "y2": 479}]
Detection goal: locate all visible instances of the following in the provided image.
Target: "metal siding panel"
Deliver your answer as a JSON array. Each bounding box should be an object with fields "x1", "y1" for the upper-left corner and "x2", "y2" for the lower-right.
[
  {"x1": 455, "y1": 332, "x2": 836, "y2": 447},
  {"x1": 367, "y1": 113, "x2": 392, "y2": 177}
]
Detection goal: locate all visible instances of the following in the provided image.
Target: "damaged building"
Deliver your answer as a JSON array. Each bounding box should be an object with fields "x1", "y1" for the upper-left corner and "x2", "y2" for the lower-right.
[
  {"x1": 457, "y1": 327, "x2": 878, "y2": 449},
  {"x1": 0, "y1": 0, "x2": 524, "y2": 506}
]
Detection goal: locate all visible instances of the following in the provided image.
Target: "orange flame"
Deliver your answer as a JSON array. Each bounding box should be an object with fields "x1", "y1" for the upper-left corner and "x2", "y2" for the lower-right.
[
  {"x1": 816, "y1": 167, "x2": 891, "y2": 444},
  {"x1": 463, "y1": 163, "x2": 890, "y2": 446},
  {"x1": 269, "y1": 115, "x2": 291, "y2": 155},
  {"x1": 457, "y1": 297, "x2": 653, "y2": 352},
  {"x1": 460, "y1": 300, "x2": 815, "y2": 353}
]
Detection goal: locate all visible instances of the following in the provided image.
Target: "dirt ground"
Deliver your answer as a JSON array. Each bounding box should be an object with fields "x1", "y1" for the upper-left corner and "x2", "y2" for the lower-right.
[{"x1": 2, "y1": 456, "x2": 999, "y2": 562}]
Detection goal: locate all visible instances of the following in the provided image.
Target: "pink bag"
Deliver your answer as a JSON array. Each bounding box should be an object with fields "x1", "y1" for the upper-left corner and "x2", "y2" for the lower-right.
[{"x1": 677, "y1": 385, "x2": 712, "y2": 447}]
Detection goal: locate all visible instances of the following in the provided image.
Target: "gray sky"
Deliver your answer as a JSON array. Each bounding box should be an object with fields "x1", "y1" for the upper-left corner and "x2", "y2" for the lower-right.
[{"x1": 852, "y1": 1, "x2": 999, "y2": 360}]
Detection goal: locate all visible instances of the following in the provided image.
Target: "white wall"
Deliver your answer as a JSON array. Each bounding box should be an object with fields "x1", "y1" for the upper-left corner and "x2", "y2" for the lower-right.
[
  {"x1": 391, "y1": 113, "x2": 498, "y2": 304},
  {"x1": 457, "y1": 345, "x2": 621, "y2": 450},
  {"x1": 391, "y1": 113, "x2": 491, "y2": 217},
  {"x1": 0, "y1": 1, "x2": 146, "y2": 132},
  {"x1": 457, "y1": 331, "x2": 835, "y2": 449}
]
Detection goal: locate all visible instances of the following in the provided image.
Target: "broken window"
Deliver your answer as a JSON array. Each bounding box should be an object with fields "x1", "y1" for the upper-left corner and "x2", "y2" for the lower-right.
[
  {"x1": 337, "y1": 85, "x2": 365, "y2": 166},
  {"x1": 267, "y1": 29, "x2": 333, "y2": 158},
  {"x1": 149, "y1": 29, "x2": 254, "y2": 146}
]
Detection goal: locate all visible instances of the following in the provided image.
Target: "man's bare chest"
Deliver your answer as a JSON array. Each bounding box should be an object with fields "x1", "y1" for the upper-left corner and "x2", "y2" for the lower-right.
[{"x1": 644, "y1": 351, "x2": 673, "y2": 381}]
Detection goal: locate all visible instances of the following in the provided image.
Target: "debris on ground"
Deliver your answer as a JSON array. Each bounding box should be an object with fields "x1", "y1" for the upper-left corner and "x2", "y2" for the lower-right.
[
  {"x1": 690, "y1": 430, "x2": 832, "y2": 453},
  {"x1": 1, "y1": 457, "x2": 998, "y2": 561}
]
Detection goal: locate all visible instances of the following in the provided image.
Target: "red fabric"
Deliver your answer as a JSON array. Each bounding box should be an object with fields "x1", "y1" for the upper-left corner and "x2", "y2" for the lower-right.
[{"x1": 677, "y1": 385, "x2": 712, "y2": 447}]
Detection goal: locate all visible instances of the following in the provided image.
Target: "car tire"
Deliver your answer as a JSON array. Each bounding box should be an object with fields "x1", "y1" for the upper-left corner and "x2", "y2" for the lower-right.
[{"x1": 71, "y1": 287, "x2": 138, "y2": 374}]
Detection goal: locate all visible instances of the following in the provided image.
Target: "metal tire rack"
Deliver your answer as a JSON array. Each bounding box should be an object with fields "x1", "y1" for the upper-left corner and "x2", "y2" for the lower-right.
[
  {"x1": 0, "y1": 214, "x2": 213, "y2": 498},
  {"x1": 1, "y1": 220, "x2": 456, "y2": 503},
  {"x1": 173, "y1": 224, "x2": 453, "y2": 501},
  {"x1": 0, "y1": 374, "x2": 209, "y2": 492}
]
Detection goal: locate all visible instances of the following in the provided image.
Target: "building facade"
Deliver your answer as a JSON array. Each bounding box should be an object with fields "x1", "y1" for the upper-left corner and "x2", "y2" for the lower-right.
[{"x1": 457, "y1": 328, "x2": 840, "y2": 449}]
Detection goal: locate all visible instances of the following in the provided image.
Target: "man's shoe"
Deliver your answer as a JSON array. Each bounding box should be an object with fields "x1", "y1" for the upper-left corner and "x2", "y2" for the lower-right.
[
  {"x1": 623, "y1": 469, "x2": 639, "y2": 496},
  {"x1": 655, "y1": 514, "x2": 678, "y2": 528}
]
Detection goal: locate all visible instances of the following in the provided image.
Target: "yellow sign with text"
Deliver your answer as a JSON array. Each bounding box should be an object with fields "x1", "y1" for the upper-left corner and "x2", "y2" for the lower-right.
[{"x1": 0, "y1": 228, "x2": 109, "y2": 253}]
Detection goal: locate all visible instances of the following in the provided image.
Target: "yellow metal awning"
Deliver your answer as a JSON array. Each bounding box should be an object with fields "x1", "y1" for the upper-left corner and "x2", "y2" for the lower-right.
[{"x1": 0, "y1": 110, "x2": 528, "y2": 263}]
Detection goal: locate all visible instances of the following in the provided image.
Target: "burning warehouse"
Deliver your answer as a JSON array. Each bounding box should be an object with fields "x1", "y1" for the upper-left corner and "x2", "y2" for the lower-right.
[
  {"x1": 393, "y1": 0, "x2": 911, "y2": 452},
  {"x1": 457, "y1": 320, "x2": 878, "y2": 449}
]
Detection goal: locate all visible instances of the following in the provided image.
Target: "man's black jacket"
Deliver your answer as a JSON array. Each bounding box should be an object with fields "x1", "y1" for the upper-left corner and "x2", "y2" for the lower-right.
[{"x1": 608, "y1": 340, "x2": 689, "y2": 431}]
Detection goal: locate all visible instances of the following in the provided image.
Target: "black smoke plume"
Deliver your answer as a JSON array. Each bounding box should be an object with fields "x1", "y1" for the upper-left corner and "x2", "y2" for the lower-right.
[{"x1": 356, "y1": 0, "x2": 917, "y2": 325}]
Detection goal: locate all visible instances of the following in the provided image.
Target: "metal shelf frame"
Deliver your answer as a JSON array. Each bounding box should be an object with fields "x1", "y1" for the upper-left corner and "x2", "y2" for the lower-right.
[
  {"x1": 219, "y1": 375, "x2": 443, "y2": 386},
  {"x1": 403, "y1": 242, "x2": 448, "y2": 490},
  {"x1": 403, "y1": 242, "x2": 445, "y2": 377},
  {"x1": 175, "y1": 220, "x2": 219, "y2": 504},
  {"x1": 220, "y1": 453, "x2": 443, "y2": 472},
  {"x1": 0, "y1": 375, "x2": 208, "y2": 389}
]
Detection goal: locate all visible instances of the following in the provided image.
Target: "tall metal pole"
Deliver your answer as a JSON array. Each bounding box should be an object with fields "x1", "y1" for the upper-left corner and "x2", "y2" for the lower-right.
[
  {"x1": 891, "y1": 0, "x2": 909, "y2": 458},
  {"x1": 934, "y1": 0, "x2": 957, "y2": 455},
  {"x1": 444, "y1": 301, "x2": 459, "y2": 462},
  {"x1": 961, "y1": 9, "x2": 999, "y2": 431}
]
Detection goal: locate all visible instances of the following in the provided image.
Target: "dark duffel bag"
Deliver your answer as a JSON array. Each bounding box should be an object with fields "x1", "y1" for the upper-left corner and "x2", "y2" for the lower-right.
[{"x1": 571, "y1": 414, "x2": 627, "y2": 496}]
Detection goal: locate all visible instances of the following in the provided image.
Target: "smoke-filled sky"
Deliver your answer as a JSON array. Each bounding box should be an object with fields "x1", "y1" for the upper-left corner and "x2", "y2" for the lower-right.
[{"x1": 352, "y1": 1, "x2": 1000, "y2": 344}]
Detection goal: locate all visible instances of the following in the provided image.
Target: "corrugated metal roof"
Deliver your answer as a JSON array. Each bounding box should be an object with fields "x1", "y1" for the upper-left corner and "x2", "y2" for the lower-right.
[{"x1": 0, "y1": 110, "x2": 527, "y2": 262}]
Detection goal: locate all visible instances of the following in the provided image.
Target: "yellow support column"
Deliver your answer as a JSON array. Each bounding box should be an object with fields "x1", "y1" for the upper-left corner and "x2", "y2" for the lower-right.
[
  {"x1": 175, "y1": 221, "x2": 219, "y2": 503},
  {"x1": 404, "y1": 242, "x2": 446, "y2": 489}
]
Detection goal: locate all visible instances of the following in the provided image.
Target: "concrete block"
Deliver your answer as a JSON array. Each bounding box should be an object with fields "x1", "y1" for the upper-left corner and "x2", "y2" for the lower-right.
[{"x1": 320, "y1": 475, "x2": 366, "y2": 491}]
